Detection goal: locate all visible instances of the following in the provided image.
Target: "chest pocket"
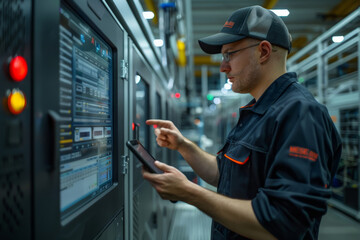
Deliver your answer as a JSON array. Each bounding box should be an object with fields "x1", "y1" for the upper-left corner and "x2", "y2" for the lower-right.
[
  {"x1": 218, "y1": 142, "x2": 266, "y2": 199},
  {"x1": 224, "y1": 143, "x2": 250, "y2": 165}
]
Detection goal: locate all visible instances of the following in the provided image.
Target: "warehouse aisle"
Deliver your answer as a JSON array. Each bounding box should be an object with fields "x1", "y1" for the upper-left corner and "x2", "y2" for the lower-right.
[
  {"x1": 319, "y1": 206, "x2": 360, "y2": 240},
  {"x1": 168, "y1": 202, "x2": 360, "y2": 239}
]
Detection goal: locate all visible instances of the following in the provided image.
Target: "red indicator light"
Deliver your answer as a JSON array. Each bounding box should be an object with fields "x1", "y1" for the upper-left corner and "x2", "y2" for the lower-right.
[
  {"x1": 9, "y1": 56, "x2": 28, "y2": 82},
  {"x1": 153, "y1": 125, "x2": 158, "y2": 129},
  {"x1": 175, "y1": 93, "x2": 181, "y2": 98},
  {"x1": 132, "y1": 123, "x2": 135, "y2": 131}
]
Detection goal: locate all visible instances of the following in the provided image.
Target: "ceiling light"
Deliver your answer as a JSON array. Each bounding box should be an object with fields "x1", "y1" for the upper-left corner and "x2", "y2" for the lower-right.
[
  {"x1": 270, "y1": 9, "x2": 290, "y2": 17},
  {"x1": 209, "y1": 104, "x2": 217, "y2": 111},
  {"x1": 224, "y1": 83, "x2": 232, "y2": 90},
  {"x1": 332, "y1": 36, "x2": 344, "y2": 43},
  {"x1": 154, "y1": 39, "x2": 164, "y2": 47},
  {"x1": 213, "y1": 97, "x2": 221, "y2": 105},
  {"x1": 143, "y1": 11, "x2": 155, "y2": 19},
  {"x1": 221, "y1": 88, "x2": 228, "y2": 95}
]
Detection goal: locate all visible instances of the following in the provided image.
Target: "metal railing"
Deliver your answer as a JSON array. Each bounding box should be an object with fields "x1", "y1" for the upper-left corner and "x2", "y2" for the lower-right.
[{"x1": 288, "y1": 7, "x2": 360, "y2": 220}]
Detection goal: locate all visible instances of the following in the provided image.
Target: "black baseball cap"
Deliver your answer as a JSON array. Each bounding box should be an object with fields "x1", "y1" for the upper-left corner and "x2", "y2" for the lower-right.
[{"x1": 198, "y1": 5, "x2": 292, "y2": 54}]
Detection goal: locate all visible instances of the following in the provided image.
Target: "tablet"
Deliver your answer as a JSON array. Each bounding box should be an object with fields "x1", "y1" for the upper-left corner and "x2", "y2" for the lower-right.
[{"x1": 126, "y1": 139, "x2": 164, "y2": 174}]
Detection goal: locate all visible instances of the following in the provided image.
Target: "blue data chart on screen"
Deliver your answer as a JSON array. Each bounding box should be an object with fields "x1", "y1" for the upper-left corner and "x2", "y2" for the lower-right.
[{"x1": 58, "y1": 4, "x2": 113, "y2": 219}]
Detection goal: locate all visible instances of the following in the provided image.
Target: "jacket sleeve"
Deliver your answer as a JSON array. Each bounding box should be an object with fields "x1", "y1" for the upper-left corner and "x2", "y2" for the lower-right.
[{"x1": 251, "y1": 100, "x2": 342, "y2": 239}]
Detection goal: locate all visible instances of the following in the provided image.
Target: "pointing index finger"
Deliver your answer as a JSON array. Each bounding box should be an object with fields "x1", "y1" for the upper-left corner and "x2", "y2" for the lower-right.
[{"x1": 146, "y1": 119, "x2": 172, "y2": 128}]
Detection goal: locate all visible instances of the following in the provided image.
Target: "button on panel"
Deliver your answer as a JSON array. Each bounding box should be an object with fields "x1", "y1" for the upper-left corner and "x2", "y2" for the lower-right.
[
  {"x1": 7, "y1": 119, "x2": 22, "y2": 146},
  {"x1": 9, "y1": 56, "x2": 28, "y2": 82},
  {"x1": 7, "y1": 89, "x2": 27, "y2": 115}
]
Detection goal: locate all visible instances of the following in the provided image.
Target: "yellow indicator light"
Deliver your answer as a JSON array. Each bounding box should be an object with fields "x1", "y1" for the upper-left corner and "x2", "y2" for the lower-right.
[
  {"x1": 60, "y1": 139, "x2": 73, "y2": 144},
  {"x1": 8, "y1": 89, "x2": 26, "y2": 115}
]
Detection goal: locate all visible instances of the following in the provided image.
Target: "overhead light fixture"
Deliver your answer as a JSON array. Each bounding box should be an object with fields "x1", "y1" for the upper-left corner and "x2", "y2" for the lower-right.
[
  {"x1": 143, "y1": 11, "x2": 155, "y2": 19},
  {"x1": 209, "y1": 104, "x2": 217, "y2": 111},
  {"x1": 221, "y1": 88, "x2": 228, "y2": 94},
  {"x1": 213, "y1": 97, "x2": 221, "y2": 105},
  {"x1": 224, "y1": 83, "x2": 232, "y2": 90},
  {"x1": 154, "y1": 39, "x2": 164, "y2": 47},
  {"x1": 332, "y1": 36, "x2": 344, "y2": 43},
  {"x1": 270, "y1": 9, "x2": 290, "y2": 17}
]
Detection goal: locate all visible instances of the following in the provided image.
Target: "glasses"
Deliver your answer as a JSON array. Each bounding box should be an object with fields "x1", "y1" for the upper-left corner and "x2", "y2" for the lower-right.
[{"x1": 222, "y1": 43, "x2": 259, "y2": 62}]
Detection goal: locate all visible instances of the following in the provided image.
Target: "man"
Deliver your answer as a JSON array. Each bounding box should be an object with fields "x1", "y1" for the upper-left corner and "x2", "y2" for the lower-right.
[{"x1": 143, "y1": 5, "x2": 341, "y2": 240}]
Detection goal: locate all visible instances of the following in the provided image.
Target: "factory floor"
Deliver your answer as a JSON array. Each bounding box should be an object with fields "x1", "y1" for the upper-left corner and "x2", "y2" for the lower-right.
[{"x1": 168, "y1": 201, "x2": 360, "y2": 239}]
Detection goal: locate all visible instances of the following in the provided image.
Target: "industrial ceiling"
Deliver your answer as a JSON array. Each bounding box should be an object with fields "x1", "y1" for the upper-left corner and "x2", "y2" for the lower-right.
[
  {"x1": 191, "y1": 0, "x2": 360, "y2": 65},
  {"x1": 139, "y1": 0, "x2": 360, "y2": 65}
]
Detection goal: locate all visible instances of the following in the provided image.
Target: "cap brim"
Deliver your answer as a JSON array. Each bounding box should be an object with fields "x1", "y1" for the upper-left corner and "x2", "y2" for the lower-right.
[{"x1": 198, "y1": 33, "x2": 247, "y2": 54}]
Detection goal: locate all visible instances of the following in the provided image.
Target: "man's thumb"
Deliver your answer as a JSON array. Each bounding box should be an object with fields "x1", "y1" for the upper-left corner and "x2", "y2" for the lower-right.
[{"x1": 154, "y1": 161, "x2": 170, "y2": 172}]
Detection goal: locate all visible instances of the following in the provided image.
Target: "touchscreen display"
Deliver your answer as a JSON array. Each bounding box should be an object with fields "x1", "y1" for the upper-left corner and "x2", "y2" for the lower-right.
[
  {"x1": 59, "y1": 4, "x2": 113, "y2": 220},
  {"x1": 127, "y1": 140, "x2": 163, "y2": 174},
  {"x1": 135, "y1": 143, "x2": 160, "y2": 172}
]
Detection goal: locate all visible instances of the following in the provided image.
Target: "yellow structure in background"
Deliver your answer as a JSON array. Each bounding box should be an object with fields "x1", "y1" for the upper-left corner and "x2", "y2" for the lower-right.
[
  {"x1": 177, "y1": 39, "x2": 186, "y2": 67},
  {"x1": 263, "y1": 0, "x2": 278, "y2": 9},
  {"x1": 144, "y1": 0, "x2": 158, "y2": 25}
]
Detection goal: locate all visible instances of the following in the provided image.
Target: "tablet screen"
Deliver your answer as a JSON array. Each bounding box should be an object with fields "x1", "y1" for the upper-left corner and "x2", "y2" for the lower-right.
[{"x1": 127, "y1": 140, "x2": 163, "y2": 174}]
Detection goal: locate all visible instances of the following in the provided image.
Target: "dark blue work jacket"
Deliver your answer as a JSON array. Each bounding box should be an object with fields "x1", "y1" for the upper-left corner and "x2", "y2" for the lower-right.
[{"x1": 211, "y1": 72, "x2": 342, "y2": 240}]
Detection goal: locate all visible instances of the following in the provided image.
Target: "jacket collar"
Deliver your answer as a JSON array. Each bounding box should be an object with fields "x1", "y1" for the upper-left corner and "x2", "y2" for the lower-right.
[{"x1": 240, "y1": 72, "x2": 298, "y2": 115}]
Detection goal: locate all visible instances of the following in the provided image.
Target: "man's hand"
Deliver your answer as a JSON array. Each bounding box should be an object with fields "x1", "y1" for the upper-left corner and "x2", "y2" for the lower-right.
[
  {"x1": 146, "y1": 119, "x2": 219, "y2": 187},
  {"x1": 142, "y1": 162, "x2": 275, "y2": 240},
  {"x1": 142, "y1": 161, "x2": 191, "y2": 202},
  {"x1": 146, "y1": 119, "x2": 186, "y2": 151}
]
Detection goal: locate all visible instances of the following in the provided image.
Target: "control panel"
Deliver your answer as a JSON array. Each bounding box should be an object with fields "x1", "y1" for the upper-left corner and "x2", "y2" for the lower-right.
[{"x1": 0, "y1": 0, "x2": 32, "y2": 239}]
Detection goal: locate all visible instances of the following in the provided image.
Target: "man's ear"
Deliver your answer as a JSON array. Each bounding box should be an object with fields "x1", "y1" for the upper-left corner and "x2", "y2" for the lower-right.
[{"x1": 258, "y1": 41, "x2": 272, "y2": 63}]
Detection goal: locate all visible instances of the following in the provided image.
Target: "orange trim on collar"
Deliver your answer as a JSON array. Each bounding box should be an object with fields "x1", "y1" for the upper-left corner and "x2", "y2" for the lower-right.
[{"x1": 240, "y1": 103, "x2": 255, "y2": 108}]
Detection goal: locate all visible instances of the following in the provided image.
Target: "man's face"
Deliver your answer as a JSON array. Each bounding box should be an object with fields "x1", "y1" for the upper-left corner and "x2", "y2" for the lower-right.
[{"x1": 220, "y1": 39, "x2": 261, "y2": 94}]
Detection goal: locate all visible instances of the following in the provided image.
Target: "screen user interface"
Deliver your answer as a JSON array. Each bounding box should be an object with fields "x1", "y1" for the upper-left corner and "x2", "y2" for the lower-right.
[{"x1": 59, "y1": 4, "x2": 113, "y2": 219}]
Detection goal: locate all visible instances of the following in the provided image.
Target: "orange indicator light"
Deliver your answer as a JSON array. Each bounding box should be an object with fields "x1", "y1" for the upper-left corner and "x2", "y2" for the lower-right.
[{"x1": 8, "y1": 89, "x2": 26, "y2": 114}]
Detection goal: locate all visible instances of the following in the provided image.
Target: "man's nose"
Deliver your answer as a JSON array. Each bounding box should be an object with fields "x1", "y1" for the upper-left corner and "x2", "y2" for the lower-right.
[{"x1": 220, "y1": 60, "x2": 230, "y2": 73}]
